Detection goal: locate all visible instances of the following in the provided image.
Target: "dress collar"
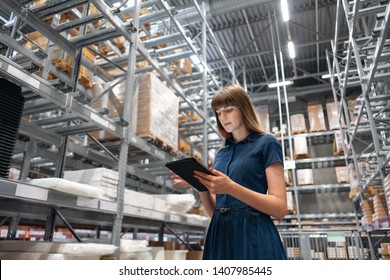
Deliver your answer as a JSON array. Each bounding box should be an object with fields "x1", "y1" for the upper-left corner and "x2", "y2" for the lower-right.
[{"x1": 225, "y1": 132, "x2": 261, "y2": 146}]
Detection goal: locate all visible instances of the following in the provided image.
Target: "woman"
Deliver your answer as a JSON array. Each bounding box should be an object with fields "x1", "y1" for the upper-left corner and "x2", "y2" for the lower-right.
[{"x1": 172, "y1": 84, "x2": 287, "y2": 260}]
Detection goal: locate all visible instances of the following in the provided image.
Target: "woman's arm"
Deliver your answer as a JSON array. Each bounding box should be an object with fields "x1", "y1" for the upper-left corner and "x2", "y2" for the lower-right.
[{"x1": 194, "y1": 162, "x2": 287, "y2": 220}]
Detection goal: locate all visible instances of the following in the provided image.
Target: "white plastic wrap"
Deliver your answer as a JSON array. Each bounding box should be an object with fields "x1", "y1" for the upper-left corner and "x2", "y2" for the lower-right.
[
  {"x1": 307, "y1": 104, "x2": 326, "y2": 131},
  {"x1": 297, "y1": 169, "x2": 314, "y2": 185},
  {"x1": 293, "y1": 135, "x2": 309, "y2": 159},
  {"x1": 153, "y1": 194, "x2": 196, "y2": 215},
  {"x1": 254, "y1": 105, "x2": 270, "y2": 132},
  {"x1": 290, "y1": 114, "x2": 307, "y2": 133},
  {"x1": 326, "y1": 102, "x2": 346, "y2": 130},
  {"x1": 28, "y1": 178, "x2": 105, "y2": 199}
]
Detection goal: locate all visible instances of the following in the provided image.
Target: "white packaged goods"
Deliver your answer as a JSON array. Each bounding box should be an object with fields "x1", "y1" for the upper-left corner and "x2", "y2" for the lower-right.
[
  {"x1": 293, "y1": 135, "x2": 309, "y2": 159},
  {"x1": 290, "y1": 114, "x2": 307, "y2": 133},
  {"x1": 326, "y1": 102, "x2": 347, "y2": 130},
  {"x1": 28, "y1": 178, "x2": 105, "y2": 199},
  {"x1": 64, "y1": 168, "x2": 119, "y2": 201},
  {"x1": 254, "y1": 105, "x2": 270, "y2": 132},
  {"x1": 297, "y1": 169, "x2": 314, "y2": 185},
  {"x1": 335, "y1": 166, "x2": 349, "y2": 183},
  {"x1": 153, "y1": 194, "x2": 196, "y2": 215},
  {"x1": 124, "y1": 189, "x2": 154, "y2": 209},
  {"x1": 119, "y1": 239, "x2": 152, "y2": 260},
  {"x1": 307, "y1": 104, "x2": 326, "y2": 131},
  {"x1": 164, "y1": 250, "x2": 188, "y2": 260},
  {"x1": 0, "y1": 241, "x2": 117, "y2": 260}
]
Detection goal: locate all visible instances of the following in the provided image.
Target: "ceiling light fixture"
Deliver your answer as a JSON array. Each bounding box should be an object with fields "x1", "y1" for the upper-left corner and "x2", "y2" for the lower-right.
[
  {"x1": 287, "y1": 41, "x2": 296, "y2": 59},
  {"x1": 268, "y1": 80, "x2": 293, "y2": 88},
  {"x1": 281, "y1": 0, "x2": 290, "y2": 22}
]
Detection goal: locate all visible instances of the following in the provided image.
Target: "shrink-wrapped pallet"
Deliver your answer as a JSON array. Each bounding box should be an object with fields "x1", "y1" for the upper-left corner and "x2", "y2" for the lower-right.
[
  {"x1": 293, "y1": 135, "x2": 309, "y2": 159},
  {"x1": 90, "y1": 73, "x2": 179, "y2": 151},
  {"x1": 254, "y1": 105, "x2": 270, "y2": 133},
  {"x1": 134, "y1": 73, "x2": 179, "y2": 151},
  {"x1": 307, "y1": 104, "x2": 326, "y2": 132},
  {"x1": 335, "y1": 166, "x2": 349, "y2": 183},
  {"x1": 297, "y1": 169, "x2": 314, "y2": 185},
  {"x1": 290, "y1": 114, "x2": 307, "y2": 134},
  {"x1": 333, "y1": 131, "x2": 348, "y2": 156},
  {"x1": 326, "y1": 102, "x2": 346, "y2": 130}
]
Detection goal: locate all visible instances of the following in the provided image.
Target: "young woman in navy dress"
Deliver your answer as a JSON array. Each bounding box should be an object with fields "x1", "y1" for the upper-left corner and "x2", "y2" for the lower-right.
[{"x1": 172, "y1": 84, "x2": 287, "y2": 260}]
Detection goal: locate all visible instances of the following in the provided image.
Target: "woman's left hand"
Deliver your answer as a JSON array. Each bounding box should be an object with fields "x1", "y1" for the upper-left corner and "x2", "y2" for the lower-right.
[{"x1": 193, "y1": 168, "x2": 234, "y2": 194}]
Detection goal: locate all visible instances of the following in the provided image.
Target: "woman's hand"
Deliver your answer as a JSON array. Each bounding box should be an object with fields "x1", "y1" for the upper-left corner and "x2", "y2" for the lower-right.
[
  {"x1": 169, "y1": 171, "x2": 190, "y2": 187},
  {"x1": 193, "y1": 168, "x2": 233, "y2": 194}
]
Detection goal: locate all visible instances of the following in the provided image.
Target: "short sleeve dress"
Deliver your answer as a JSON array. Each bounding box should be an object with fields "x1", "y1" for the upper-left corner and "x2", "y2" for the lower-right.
[{"x1": 202, "y1": 132, "x2": 287, "y2": 260}]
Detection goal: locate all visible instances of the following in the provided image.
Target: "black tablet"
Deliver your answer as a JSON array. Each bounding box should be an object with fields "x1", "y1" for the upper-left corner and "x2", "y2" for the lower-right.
[{"x1": 165, "y1": 157, "x2": 212, "y2": 192}]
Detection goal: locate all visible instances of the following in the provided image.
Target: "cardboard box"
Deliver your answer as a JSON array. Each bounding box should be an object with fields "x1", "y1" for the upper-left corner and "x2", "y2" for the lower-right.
[{"x1": 307, "y1": 104, "x2": 326, "y2": 132}]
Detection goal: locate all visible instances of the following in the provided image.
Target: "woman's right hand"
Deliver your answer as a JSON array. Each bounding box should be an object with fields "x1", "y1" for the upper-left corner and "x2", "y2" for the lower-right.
[{"x1": 170, "y1": 171, "x2": 190, "y2": 187}]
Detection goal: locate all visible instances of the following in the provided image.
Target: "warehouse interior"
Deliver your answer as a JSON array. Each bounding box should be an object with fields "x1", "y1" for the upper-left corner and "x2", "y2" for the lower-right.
[{"x1": 0, "y1": 0, "x2": 389, "y2": 260}]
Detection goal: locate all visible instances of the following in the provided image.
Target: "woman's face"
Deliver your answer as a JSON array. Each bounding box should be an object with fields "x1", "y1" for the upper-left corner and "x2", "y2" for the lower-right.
[{"x1": 216, "y1": 105, "x2": 244, "y2": 133}]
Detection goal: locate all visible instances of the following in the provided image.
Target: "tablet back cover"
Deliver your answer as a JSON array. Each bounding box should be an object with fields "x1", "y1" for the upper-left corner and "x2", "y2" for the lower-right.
[{"x1": 165, "y1": 158, "x2": 211, "y2": 192}]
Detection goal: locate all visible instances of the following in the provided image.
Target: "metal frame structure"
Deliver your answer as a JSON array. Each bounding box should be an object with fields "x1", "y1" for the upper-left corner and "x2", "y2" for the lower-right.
[{"x1": 327, "y1": 0, "x2": 390, "y2": 259}]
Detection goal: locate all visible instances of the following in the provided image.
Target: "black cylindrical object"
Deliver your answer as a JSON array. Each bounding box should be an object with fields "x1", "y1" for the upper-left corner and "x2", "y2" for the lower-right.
[{"x1": 0, "y1": 78, "x2": 25, "y2": 178}]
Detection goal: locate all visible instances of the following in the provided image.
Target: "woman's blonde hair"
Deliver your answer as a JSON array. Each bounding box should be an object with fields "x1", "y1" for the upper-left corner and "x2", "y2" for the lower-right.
[{"x1": 211, "y1": 84, "x2": 266, "y2": 139}]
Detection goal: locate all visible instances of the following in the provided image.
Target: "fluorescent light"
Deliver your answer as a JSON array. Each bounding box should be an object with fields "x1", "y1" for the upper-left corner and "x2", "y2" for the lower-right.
[
  {"x1": 321, "y1": 73, "x2": 341, "y2": 79},
  {"x1": 287, "y1": 41, "x2": 296, "y2": 59},
  {"x1": 268, "y1": 80, "x2": 293, "y2": 88},
  {"x1": 281, "y1": 0, "x2": 290, "y2": 22}
]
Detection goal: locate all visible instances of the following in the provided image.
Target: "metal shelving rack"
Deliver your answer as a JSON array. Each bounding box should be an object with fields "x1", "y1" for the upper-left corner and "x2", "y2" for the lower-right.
[
  {"x1": 327, "y1": 0, "x2": 390, "y2": 259},
  {"x1": 0, "y1": 0, "x2": 223, "y2": 250}
]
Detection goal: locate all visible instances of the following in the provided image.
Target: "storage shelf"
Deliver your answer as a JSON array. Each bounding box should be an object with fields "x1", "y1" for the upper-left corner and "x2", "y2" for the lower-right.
[{"x1": 0, "y1": 179, "x2": 208, "y2": 232}]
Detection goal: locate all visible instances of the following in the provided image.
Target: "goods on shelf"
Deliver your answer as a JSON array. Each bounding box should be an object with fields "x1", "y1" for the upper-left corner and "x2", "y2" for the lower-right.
[
  {"x1": 307, "y1": 104, "x2": 326, "y2": 132},
  {"x1": 296, "y1": 169, "x2": 314, "y2": 185},
  {"x1": 385, "y1": 174, "x2": 390, "y2": 206},
  {"x1": 254, "y1": 105, "x2": 270, "y2": 133},
  {"x1": 335, "y1": 166, "x2": 349, "y2": 184},
  {"x1": 360, "y1": 199, "x2": 374, "y2": 226},
  {"x1": 135, "y1": 73, "x2": 179, "y2": 151},
  {"x1": 152, "y1": 194, "x2": 196, "y2": 215},
  {"x1": 379, "y1": 243, "x2": 390, "y2": 260},
  {"x1": 293, "y1": 135, "x2": 309, "y2": 159},
  {"x1": 372, "y1": 193, "x2": 388, "y2": 221},
  {"x1": 290, "y1": 114, "x2": 307, "y2": 134},
  {"x1": 178, "y1": 139, "x2": 191, "y2": 153},
  {"x1": 90, "y1": 73, "x2": 179, "y2": 151},
  {"x1": 284, "y1": 169, "x2": 293, "y2": 186},
  {"x1": 0, "y1": 240, "x2": 117, "y2": 260},
  {"x1": 333, "y1": 131, "x2": 348, "y2": 156},
  {"x1": 64, "y1": 168, "x2": 119, "y2": 201},
  {"x1": 286, "y1": 247, "x2": 301, "y2": 259},
  {"x1": 119, "y1": 239, "x2": 152, "y2": 260},
  {"x1": 286, "y1": 191, "x2": 295, "y2": 214},
  {"x1": 327, "y1": 241, "x2": 348, "y2": 260},
  {"x1": 27, "y1": 178, "x2": 111, "y2": 200},
  {"x1": 124, "y1": 189, "x2": 154, "y2": 209},
  {"x1": 326, "y1": 102, "x2": 346, "y2": 130}
]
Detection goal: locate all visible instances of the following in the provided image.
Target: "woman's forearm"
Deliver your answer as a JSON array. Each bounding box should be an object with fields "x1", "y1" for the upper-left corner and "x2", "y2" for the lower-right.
[{"x1": 199, "y1": 192, "x2": 216, "y2": 218}]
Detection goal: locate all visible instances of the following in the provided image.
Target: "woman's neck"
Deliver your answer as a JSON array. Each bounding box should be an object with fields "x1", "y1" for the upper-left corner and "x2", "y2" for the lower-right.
[{"x1": 232, "y1": 128, "x2": 251, "y2": 143}]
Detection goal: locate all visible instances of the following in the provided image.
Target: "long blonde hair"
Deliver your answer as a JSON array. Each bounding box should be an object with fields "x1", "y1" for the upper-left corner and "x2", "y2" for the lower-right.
[{"x1": 211, "y1": 84, "x2": 266, "y2": 139}]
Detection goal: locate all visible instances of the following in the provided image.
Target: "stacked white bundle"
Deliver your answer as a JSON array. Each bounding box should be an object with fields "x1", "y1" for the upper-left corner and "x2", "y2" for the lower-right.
[
  {"x1": 28, "y1": 178, "x2": 105, "y2": 199},
  {"x1": 124, "y1": 189, "x2": 154, "y2": 209},
  {"x1": 153, "y1": 194, "x2": 196, "y2": 215},
  {"x1": 64, "y1": 168, "x2": 119, "y2": 201},
  {"x1": 119, "y1": 239, "x2": 152, "y2": 260},
  {"x1": 0, "y1": 241, "x2": 117, "y2": 260}
]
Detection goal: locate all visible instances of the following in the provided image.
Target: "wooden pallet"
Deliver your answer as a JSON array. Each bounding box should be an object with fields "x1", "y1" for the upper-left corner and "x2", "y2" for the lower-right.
[
  {"x1": 295, "y1": 153, "x2": 310, "y2": 159},
  {"x1": 139, "y1": 132, "x2": 177, "y2": 155},
  {"x1": 292, "y1": 130, "x2": 307, "y2": 135}
]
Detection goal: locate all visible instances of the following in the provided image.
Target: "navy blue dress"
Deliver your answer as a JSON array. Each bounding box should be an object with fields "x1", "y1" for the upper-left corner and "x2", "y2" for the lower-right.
[{"x1": 202, "y1": 133, "x2": 287, "y2": 260}]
